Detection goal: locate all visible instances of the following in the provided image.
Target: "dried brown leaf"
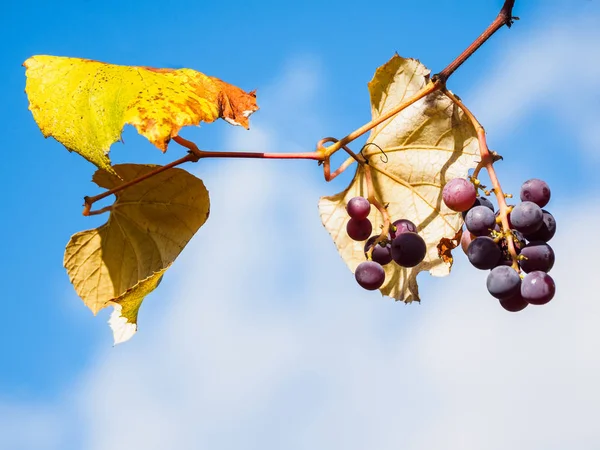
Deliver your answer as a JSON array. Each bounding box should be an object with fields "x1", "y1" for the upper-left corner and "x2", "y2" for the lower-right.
[{"x1": 320, "y1": 54, "x2": 479, "y2": 302}]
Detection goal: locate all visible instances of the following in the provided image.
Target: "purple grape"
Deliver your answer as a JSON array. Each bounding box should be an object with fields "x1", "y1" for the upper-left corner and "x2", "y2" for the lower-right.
[
  {"x1": 462, "y1": 196, "x2": 495, "y2": 219},
  {"x1": 524, "y1": 210, "x2": 556, "y2": 242},
  {"x1": 347, "y1": 218, "x2": 372, "y2": 241},
  {"x1": 442, "y1": 178, "x2": 477, "y2": 212},
  {"x1": 465, "y1": 205, "x2": 496, "y2": 236},
  {"x1": 487, "y1": 266, "x2": 521, "y2": 300},
  {"x1": 391, "y1": 232, "x2": 427, "y2": 267},
  {"x1": 467, "y1": 236, "x2": 501, "y2": 270},
  {"x1": 521, "y1": 271, "x2": 555, "y2": 305},
  {"x1": 390, "y1": 219, "x2": 417, "y2": 238},
  {"x1": 499, "y1": 292, "x2": 528, "y2": 312},
  {"x1": 346, "y1": 196, "x2": 371, "y2": 220},
  {"x1": 520, "y1": 179, "x2": 551, "y2": 208},
  {"x1": 495, "y1": 258, "x2": 514, "y2": 267},
  {"x1": 519, "y1": 242, "x2": 555, "y2": 273},
  {"x1": 364, "y1": 236, "x2": 393, "y2": 266},
  {"x1": 355, "y1": 261, "x2": 385, "y2": 290},
  {"x1": 509, "y1": 201, "x2": 543, "y2": 234}
]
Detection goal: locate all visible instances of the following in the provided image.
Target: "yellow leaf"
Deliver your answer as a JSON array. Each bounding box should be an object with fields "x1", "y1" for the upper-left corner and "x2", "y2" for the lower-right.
[
  {"x1": 108, "y1": 268, "x2": 168, "y2": 345},
  {"x1": 319, "y1": 54, "x2": 479, "y2": 302},
  {"x1": 64, "y1": 164, "x2": 209, "y2": 315},
  {"x1": 23, "y1": 55, "x2": 258, "y2": 173}
]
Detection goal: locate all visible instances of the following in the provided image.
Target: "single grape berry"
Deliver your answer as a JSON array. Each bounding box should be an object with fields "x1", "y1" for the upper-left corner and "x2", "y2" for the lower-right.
[
  {"x1": 391, "y1": 232, "x2": 427, "y2": 267},
  {"x1": 364, "y1": 236, "x2": 393, "y2": 266},
  {"x1": 390, "y1": 219, "x2": 417, "y2": 238},
  {"x1": 519, "y1": 242, "x2": 555, "y2": 273},
  {"x1": 509, "y1": 201, "x2": 543, "y2": 234},
  {"x1": 462, "y1": 196, "x2": 494, "y2": 219},
  {"x1": 355, "y1": 261, "x2": 385, "y2": 291},
  {"x1": 346, "y1": 196, "x2": 371, "y2": 220},
  {"x1": 467, "y1": 236, "x2": 501, "y2": 270},
  {"x1": 487, "y1": 266, "x2": 521, "y2": 300},
  {"x1": 524, "y1": 210, "x2": 556, "y2": 242},
  {"x1": 499, "y1": 293, "x2": 528, "y2": 312},
  {"x1": 347, "y1": 218, "x2": 373, "y2": 241},
  {"x1": 465, "y1": 205, "x2": 496, "y2": 236},
  {"x1": 442, "y1": 178, "x2": 477, "y2": 212},
  {"x1": 520, "y1": 179, "x2": 551, "y2": 208},
  {"x1": 521, "y1": 271, "x2": 555, "y2": 305}
]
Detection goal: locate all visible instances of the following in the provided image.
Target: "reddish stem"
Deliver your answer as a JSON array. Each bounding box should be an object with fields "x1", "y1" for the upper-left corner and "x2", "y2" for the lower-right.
[
  {"x1": 173, "y1": 136, "x2": 323, "y2": 161},
  {"x1": 318, "y1": 137, "x2": 364, "y2": 181},
  {"x1": 364, "y1": 164, "x2": 391, "y2": 254},
  {"x1": 318, "y1": 81, "x2": 440, "y2": 159},
  {"x1": 82, "y1": 137, "x2": 326, "y2": 216},
  {"x1": 323, "y1": 156, "x2": 356, "y2": 182},
  {"x1": 435, "y1": 0, "x2": 517, "y2": 83},
  {"x1": 83, "y1": 152, "x2": 198, "y2": 216}
]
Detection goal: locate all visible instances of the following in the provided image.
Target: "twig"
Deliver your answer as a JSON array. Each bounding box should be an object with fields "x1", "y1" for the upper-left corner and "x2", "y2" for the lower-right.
[
  {"x1": 318, "y1": 137, "x2": 365, "y2": 181},
  {"x1": 364, "y1": 164, "x2": 391, "y2": 253},
  {"x1": 434, "y1": 0, "x2": 517, "y2": 83},
  {"x1": 82, "y1": 152, "x2": 198, "y2": 216},
  {"x1": 173, "y1": 136, "x2": 323, "y2": 161},
  {"x1": 82, "y1": 137, "x2": 327, "y2": 216},
  {"x1": 323, "y1": 156, "x2": 356, "y2": 182},
  {"x1": 317, "y1": 81, "x2": 440, "y2": 159}
]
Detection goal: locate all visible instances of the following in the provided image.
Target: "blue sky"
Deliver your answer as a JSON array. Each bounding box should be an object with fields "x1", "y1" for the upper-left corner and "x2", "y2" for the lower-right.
[{"x1": 2, "y1": 0, "x2": 600, "y2": 449}]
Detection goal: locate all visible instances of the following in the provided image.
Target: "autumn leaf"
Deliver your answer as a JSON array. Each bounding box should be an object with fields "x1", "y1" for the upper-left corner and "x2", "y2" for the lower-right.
[
  {"x1": 319, "y1": 54, "x2": 479, "y2": 302},
  {"x1": 64, "y1": 164, "x2": 209, "y2": 320},
  {"x1": 23, "y1": 55, "x2": 258, "y2": 173},
  {"x1": 108, "y1": 267, "x2": 168, "y2": 345}
]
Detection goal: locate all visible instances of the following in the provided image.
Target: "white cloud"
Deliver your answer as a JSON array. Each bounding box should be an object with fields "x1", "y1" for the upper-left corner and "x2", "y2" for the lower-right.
[
  {"x1": 468, "y1": 14, "x2": 600, "y2": 160},
  {"x1": 72, "y1": 162, "x2": 600, "y2": 450},
  {"x1": 3, "y1": 21, "x2": 600, "y2": 449}
]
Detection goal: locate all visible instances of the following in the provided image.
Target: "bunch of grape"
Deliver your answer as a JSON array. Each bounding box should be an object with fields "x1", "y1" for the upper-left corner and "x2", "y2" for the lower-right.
[
  {"x1": 345, "y1": 196, "x2": 427, "y2": 291},
  {"x1": 443, "y1": 177, "x2": 556, "y2": 312}
]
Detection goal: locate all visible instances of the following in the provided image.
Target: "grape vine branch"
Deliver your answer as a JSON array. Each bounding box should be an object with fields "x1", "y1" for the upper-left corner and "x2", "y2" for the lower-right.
[
  {"x1": 25, "y1": 0, "x2": 545, "y2": 344},
  {"x1": 81, "y1": 0, "x2": 517, "y2": 216}
]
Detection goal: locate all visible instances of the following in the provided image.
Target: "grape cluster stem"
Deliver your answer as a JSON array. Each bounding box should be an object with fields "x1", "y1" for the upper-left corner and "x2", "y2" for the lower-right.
[
  {"x1": 364, "y1": 164, "x2": 392, "y2": 253},
  {"x1": 442, "y1": 89, "x2": 520, "y2": 270}
]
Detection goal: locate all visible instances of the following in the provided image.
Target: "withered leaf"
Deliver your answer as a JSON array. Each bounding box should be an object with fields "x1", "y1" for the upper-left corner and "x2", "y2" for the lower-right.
[
  {"x1": 320, "y1": 54, "x2": 479, "y2": 302},
  {"x1": 64, "y1": 164, "x2": 209, "y2": 323}
]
